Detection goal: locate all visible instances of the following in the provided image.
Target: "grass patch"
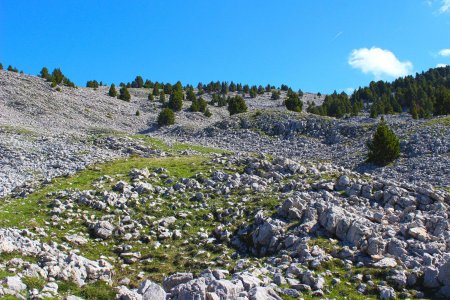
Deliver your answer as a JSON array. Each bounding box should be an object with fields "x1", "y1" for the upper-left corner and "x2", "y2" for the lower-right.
[
  {"x1": 58, "y1": 280, "x2": 115, "y2": 300},
  {"x1": 22, "y1": 276, "x2": 46, "y2": 290},
  {"x1": 424, "y1": 115, "x2": 450, "y2": 127}
]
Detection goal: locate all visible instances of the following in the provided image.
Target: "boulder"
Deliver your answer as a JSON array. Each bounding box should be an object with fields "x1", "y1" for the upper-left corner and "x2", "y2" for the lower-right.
[
  {"x1": 92, "y1": 221, "x2": 114, "y2": 239},
  {"x1": 137, "y1": 280, "x2": 166, "y2": 300},
  {"x1": 163, "y1": 273, "x2": 194, "y2": 291}
]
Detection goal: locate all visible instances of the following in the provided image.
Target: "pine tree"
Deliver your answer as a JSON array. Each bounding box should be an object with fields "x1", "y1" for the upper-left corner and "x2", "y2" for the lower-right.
[
  {"x1": 148, "y1": 93, "x2": 154, "y2": 101},
  {"x1": 118, "y1": 86, "x2": 131, "y2": 101},
  {"x1": 0, "y1": 63, "x2": 3, "y2": 70},
  {"x1": 160, "y1": 91, "x2": 166, "y2": 104},
  {"x1": 367, "y1": 118, "x2": 400, "y2": 166},
  {"x1": 40, "y1": 67, "x2": 49, "y2": 79},
  {"x1": 271, "y1": 90, "x2": 281, "y2": 100},
  {"x1": 51, "y1": 68, "x2": 64, "y2": 84},
  {"x1": 109, "y1": 84, "x2": 117, "y2": 97},
  {"x1": 285, "y1": 93, "x2": 303, "y2": 112},
  {"x1": 410, "y1": 103, "x2": 419, "y2": 119},
  {"x1": 168, "y1": 90, "x2": 183, "y2": 111},
  {"x1": 228, "y1": 96, "x2": 247, "y2": 115},
  {"x1": 158, "y1": 108, "x2": 175, "y2": 126},
  {"x1": 86, "y1": 80, "x2": 99, "y2": 88}
]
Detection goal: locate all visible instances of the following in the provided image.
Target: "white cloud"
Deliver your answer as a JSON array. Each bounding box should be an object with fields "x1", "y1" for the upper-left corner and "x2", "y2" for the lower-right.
[
  {"x1": 438, "y1": 49, "x2": 450, "y2": 57},
  {"x1": 439, "y1": 0, "x2": 450, "y2": 13},
  {"x1": 348, "y1": 47, "x2": 413, "y2": 79},
  {"x1": 437, "y1": 63, "x2": 448, "y2": 67}
]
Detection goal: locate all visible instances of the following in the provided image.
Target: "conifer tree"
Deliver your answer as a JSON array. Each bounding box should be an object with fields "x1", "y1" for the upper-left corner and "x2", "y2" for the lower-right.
[
  {"x1": 158, "y1": 108, "x2": 175, "y2": 126},
  {"x1": 367, "y1": 118, "x2": 400, "y2": 166},
  {"x1": 168, "y1": 90, "x2": 183, "y2": 111},
  {"x1": 40, "y1": 67, "x2": 49, "y2": 79},
  {"x1": 228, "y1": 96, "x2": 247, "y2": 115},
  {"x1": 160, "y1": 91, "x2": 166, "y2": 104},
  {"x1": 118, "y1": 86, "x2": 131, "y2": 101},
  {"x1": 109, "y1": 84, "x2": 117, "y2": 97},
  {"x1": 285, "y1": 93, "x2": 303, "y2": 112}
]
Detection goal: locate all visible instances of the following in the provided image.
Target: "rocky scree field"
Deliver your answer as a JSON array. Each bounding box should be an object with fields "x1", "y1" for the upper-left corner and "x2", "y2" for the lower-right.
[{"x1": 0, "y1": 70, "x2": 449, "y2": 300}]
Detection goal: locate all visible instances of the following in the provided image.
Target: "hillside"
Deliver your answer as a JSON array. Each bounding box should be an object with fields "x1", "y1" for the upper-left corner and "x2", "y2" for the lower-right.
[{"x1": 0, "y1": 69, "x2": 449, "y2": 300}]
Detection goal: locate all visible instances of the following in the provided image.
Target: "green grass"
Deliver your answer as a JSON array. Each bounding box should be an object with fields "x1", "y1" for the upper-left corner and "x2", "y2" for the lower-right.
[
  {"x1": 0, "y1": 125, "x2": 37, "y2": 136},
  {"x1": 424, "y1": 115, "x2": 450, "y2": 127},
  {"x1": 22, "y1": 276, "x2": 46, "y2": 290},
  {"x1": 58, "y1": 280, "x2": 115, "y2": 300},
  {"x1": 0, "y1": 269, "x2": 13, "y2": 280}
]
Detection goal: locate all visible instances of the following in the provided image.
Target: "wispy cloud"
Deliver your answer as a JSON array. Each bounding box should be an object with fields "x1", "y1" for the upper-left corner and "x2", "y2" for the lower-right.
[
  {"x1": 348, "y1": 47, "x2": 413, "y2": 79},
  {"x1": 331, "y1": 31, "x2": 343, "y2": 42},
  {"x1": 438, "y1": 48, "x2": 450, "y2": 56},
  {"x1": 437, "y1": 63, "x2": 448, "y2": 67},
  {"x1": 439, "y1": 0, "x2": 450, "y2": 13}
]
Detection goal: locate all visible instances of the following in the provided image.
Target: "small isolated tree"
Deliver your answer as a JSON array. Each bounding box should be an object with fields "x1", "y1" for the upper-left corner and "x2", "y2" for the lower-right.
[
  {"x1": 285, "y1": 93, "x2": 303, "y2": 112},
  {"x1": 109, "y1": 84, "x2": 117, "y2": 97},
  {"x1": 51, "y1": 68, "x2": 64, "y2": 85},
  {"x1": 191, "y1": 97, "x2": 207, "y2": 112},
  {"x1": 135, "y1": 110, "x2": 140, "y2": 116},
  {"x1": 118, "y1": 86, "x2": 131, "y2": 101},
  {"x1": 0, "y1": 63, "x2": 3, "y2": 70},
  {"x1": 40, "y1": 67, "x2": 49, "y2": 79},
  {"x1": 228, "y1": 96, "x2": 247, "y2": 115},
  {"x1": 158, "y1": 108, "x2": 175, "y2": 126},
  {"x1": 271, "y1": 90, "x2": 281, "y2": 100},
  {"x1": 204, "y1": 108, "x2": 212, "y2": 117},
  {"x1": 86, "y1": 80, "x2": 99, "y2": 88},
  {"x1": 168, "y1": 90, "x2": 183, "y2": 111},
  {"x1": 367, "y1": 118, "x2": 400, "y2": 166},
  {"x1": 160, "y1": 91, "x2": 166, "y2": 104},
  {"x1": 148, "y1": 93, "x2": 154, "y2": 101}
]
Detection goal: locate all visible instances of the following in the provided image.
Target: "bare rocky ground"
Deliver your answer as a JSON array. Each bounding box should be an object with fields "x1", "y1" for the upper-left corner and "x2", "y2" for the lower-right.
[{"x1": 0, "y1": 70, "x2": 449, "y2": 299}]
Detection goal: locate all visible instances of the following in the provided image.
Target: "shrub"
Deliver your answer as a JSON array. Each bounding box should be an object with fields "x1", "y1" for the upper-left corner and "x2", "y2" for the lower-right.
[
  {"x1": 136, "y1": 110, "x2": 140, "y2": 116},
  {"x1": 168, "y1": 90, "x2": 183, "y2": 111},
  {"x1": 186, "y1": 89, "x2": 196, "y2": 102},
  {"x1": 63, "y1": 78, "x2": 76, "y2": 88},
  {"x1": 285, "y1": 93, "x2": 303, "y2": 112},
  {"x1": 158, "y1": 108, "x2": 175, "y2": 126},
  {"x1": 148, "y1": 93, "x2": 154, "y2": 101},
  {"x1": 86, "y1": 80, "x2": 99, "y2": 88},
  {"x1": 204, "y1": 108, "x2": 212, "y2": 117},
  {"x1": 198, "y1": 97, "x2": 207, "y2": 112},
  {"x1": 228, "y1": 96, "x2": 247, "y2": 115},
  {"x1": 109, "y1": 84, "x2": 117, "y2": 97},
  {"x1": 8, "y1": 65, "x2": 19, "y2": 72},
  {"x1": 118, "y1": 86, "x2": 131, "y2": 101},
  {"x1": 191, "y1": 97, "x2": 207, "y2": 112},
  {"x1": 367, "y1": 118, "x2": 400, "y2": 166},
  {"x1": 271, "y1": 90, "x2": 281, "y2": 100}
]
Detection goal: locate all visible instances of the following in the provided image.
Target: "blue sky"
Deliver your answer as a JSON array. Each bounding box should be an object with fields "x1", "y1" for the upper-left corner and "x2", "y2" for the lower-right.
[{"x1": 1, "y1": 0, "x2": 450, "y2": 93}]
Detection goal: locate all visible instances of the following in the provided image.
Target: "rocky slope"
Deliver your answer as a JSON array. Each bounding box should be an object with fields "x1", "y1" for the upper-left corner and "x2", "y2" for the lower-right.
[{"x1": 0, "y1": 70, "x2": 449, "y2": 299}]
